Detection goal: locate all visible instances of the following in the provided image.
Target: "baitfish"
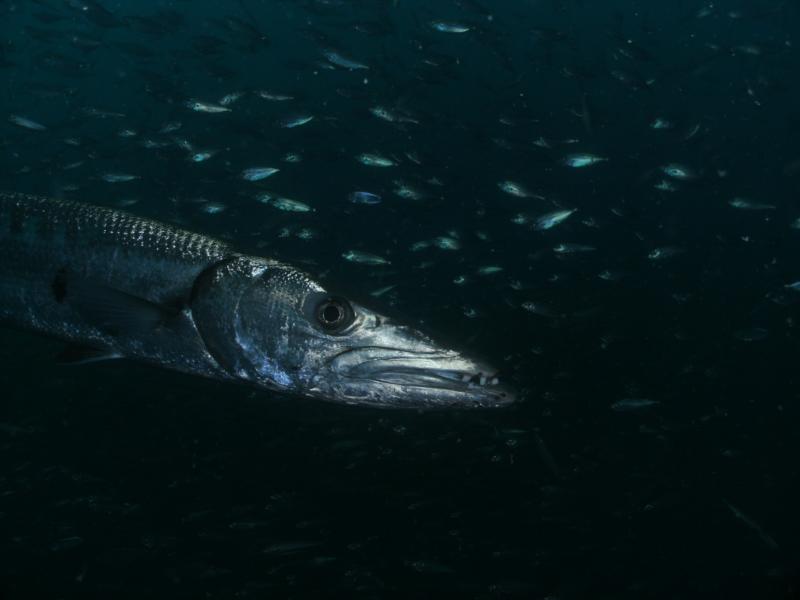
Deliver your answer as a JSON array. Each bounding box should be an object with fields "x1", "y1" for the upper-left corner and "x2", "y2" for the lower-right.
[
  {"x1": 0, "y1": 193, "x2": 514, "y2": 409},
  {"x1": 321, "y1": 49, "x2": 369, "y2": 70}
]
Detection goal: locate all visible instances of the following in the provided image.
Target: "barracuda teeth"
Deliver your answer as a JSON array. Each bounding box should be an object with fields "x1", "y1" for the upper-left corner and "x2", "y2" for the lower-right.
[
  {"x1": 465, "y1": 372, "x2": 486, "y2": 386},
  {"x1": 447, "y1": 371, "x2": 499, "y2": 387}
]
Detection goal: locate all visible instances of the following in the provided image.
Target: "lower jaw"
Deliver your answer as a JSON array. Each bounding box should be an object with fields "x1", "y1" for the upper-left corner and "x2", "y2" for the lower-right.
[{"x1": 334, "y1": 382, "x2": 511, "y2": 408}]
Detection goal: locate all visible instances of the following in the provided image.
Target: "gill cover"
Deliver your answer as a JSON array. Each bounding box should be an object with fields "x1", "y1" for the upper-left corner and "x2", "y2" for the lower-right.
[
  {"x1": 189, "y1": 254, "x2": 328, "y2": 390},
  {"x1": 189, "y1": 255, "x2": 276, "y2": 385}
]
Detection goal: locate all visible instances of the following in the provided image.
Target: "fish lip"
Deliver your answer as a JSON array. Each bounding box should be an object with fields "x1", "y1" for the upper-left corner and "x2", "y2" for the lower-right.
[{"x1": 327, "y1": 348, "x2": 516, "y2": 408}]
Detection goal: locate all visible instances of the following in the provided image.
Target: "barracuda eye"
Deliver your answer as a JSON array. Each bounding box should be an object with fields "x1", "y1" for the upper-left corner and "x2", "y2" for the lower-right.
[{"x1": 314, "y1": 296, "x2": 354, "y2": 333}]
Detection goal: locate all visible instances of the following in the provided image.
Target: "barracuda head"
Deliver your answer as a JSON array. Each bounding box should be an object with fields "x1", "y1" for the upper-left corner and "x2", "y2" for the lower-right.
[{"x1": 192, "y1": 256, "x2": 515, "y2": 409}]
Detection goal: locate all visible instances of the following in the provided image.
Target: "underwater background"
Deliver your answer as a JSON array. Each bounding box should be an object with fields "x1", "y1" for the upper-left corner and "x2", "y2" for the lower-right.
[{"x1": 2, "y1": 0, "x2": 800, "y2": 597}]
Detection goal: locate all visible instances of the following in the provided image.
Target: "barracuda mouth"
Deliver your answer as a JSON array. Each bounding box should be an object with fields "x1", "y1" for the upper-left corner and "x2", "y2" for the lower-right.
[
  {"x1": 368, "y1": 367, "x2": 500, "y2": 389},
  {"x1": 328, "y1": 348, "x2": 516, "y2": 408}
]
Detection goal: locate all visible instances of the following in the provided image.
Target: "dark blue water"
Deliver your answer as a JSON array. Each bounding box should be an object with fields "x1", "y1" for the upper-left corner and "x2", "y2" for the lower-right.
[{"x1": 2, "y1": 0, "x2": 800, "y2": 597}]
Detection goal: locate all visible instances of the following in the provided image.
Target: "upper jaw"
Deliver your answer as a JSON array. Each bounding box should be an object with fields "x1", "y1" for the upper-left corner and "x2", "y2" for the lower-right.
[{"x1": 326, "y1": 347, "x2": 516, "y2": 408}]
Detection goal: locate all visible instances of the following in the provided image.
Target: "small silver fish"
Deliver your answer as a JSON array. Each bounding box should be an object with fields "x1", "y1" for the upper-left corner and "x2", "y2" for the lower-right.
[
  {"x1": 159, "y1": 121, "x2": 182, "y2": 133},
  {"x1": 141, "y1": 140, "x2": 170, "y2": 149},
  {"x1": 100, "y1": 173, "x2": 139, "y2": 183},
  {"x1": 342, "y1": 250, "x2": 391, "y2": 265},
  {"x1": 278, "y1": 114, "x2": 314, "y2": 129},
  {"x1": 322, "y1": 49, "x2": 369, "y2": 70},
  {"x1": 295, "y1": 228, "x2": 316, "y2": 240},
  {"x1": 369, "y1": 106, "x2": 419, "y2": 124},
  {"x1": 185, "y1": 101, "x2": 231, "y2": 114},
  {"x1": 661, "y1": 163, "x2": 696, "y2": 180},
  {"x1": 553, "y1": 243, "x2": 596, "y2": 254},
  {"x1": 729, "y1": 198, "x2": 775, "y2": 210},
  {"x1": 357, "y1": 153, "x2": 396, "y2": 167},
  {"x1": 534, "y1": 209, "x2": 576, "y2": 231},
  {"x1": 562, "y1": 153, "x2": 607, "y2": 168},
  {"x1": 434, "y1": 236, "x2": 461, "y2": 250},
  {"x1": 611, "y1": 398, "x2": 661, "y2": 412},
  {"x1": 256, "y1": 91, "x2": 294, "y2": 101},
  {"x1": 477, "y1": 266, "x2": 503, "y2": 275},
  {"x1": 241, "y1": 167, "x2": 279, "y2": 181},
  {"x1": 598, "y1": 270, "x2": 624, "y2": 282},
  {"x1": 511, "y1": 213, "x2": 533, "y2": 226},
  {"x1": 532, "y1": 137, "x2": 552, "y2": 149},
  {"x1": 269, "y1": 197, "x2": 313, "y2": 212},
  {"x1": 650, "y1": 117, "x2": 674, "y2": 130},
  {"x1": 393, "y1": 182, "x2": 424, "y2": 200},
  {"x1": 410, "y1": 241, "x2": 431, "y2": 252},
  {"x1": 348, "y1": 191, "x2": 382, "y2": 205},
  {"x1": 521, "y1": 302, "x2": 558, "y2": 318},
  {"x1": 429, "y1": 21, "x2": 471, "y2": 33},
  {"x1": 190, "y1": 151, "x2": 216, "y2": 163},
  {"x1": 369, "y1": 284, "x2": 398, "y2": 298},
  {"x1": 498, "y1": 180, "x2": 543, "y2": 199},
  {"x1": 9, "y1": 115, "x2": 47, "y2": 131},
  {"x1": 218, "y1": 92, "x2": 245, "y2": 106},
  {"x1": 199, "y1": 201, "x2": 227, "y2": 215},
  {"x1": 648, "y1": 246, "x2": 684, "y2": 260}
]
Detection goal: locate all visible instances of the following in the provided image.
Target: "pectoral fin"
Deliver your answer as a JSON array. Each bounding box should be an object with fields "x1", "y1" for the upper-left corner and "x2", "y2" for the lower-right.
[
  {"x1": 57, "y1": 344, "x2": 123, "y2": 365},
  {"x1": 59, "y1": 274, "x2": 181, "y2": 336}
]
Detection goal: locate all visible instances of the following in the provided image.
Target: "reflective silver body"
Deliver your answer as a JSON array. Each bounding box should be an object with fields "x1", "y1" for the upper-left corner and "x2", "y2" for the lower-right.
[{"x1": 0, "y1": 193, "x2": 514, "y2": 408}]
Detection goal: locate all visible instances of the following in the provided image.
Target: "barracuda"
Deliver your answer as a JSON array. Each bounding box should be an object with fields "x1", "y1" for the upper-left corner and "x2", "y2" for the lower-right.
[{"x1": 0, "y1": 193, "x2": 514, "y2": 409}]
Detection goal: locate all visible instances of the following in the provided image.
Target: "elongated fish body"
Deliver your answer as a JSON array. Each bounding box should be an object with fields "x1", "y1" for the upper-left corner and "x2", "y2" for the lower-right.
[
  {"x1": 0, "y1": 192, "x2": 233, "y2": 379},
  {"x1": 0, "y1": 193, "x2": 514, "y2": 409}
]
